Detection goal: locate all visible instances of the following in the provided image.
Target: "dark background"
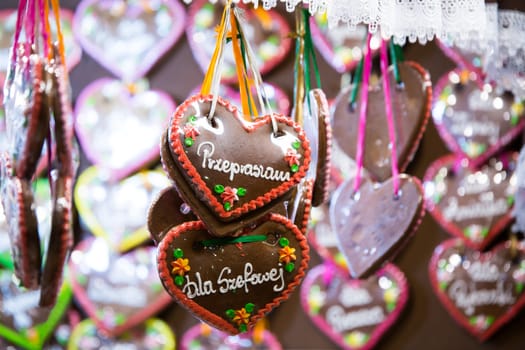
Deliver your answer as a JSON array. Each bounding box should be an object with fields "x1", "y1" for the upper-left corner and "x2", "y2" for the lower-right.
[{"x1": 2, "y1": 0, "x2": 525, "y2": 349}]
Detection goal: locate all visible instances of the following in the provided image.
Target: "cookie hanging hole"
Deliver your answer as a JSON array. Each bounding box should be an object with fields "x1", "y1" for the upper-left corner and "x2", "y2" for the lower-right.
[
  {"x1": 393, "y1": 189, "x2": 402, "y2": 201},
  {"x1": 347, "y1": 102, "x2": 357, "y2": 113},
  {"x1": 180, "y1": 203, "x2": 191, "y2": 215},
  {"x1": 273, "y1": 128, "x2": 286, "y2": 138},
  {"x1": 207, "y1": 116, "x2": 218, "y2": 129}
]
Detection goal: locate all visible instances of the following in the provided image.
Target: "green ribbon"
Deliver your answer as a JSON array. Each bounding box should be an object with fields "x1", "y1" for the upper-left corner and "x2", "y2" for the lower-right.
[
  {"x1": 348, "y1": 56, "x2": 364, "y2": 109},
  {"x1": 201, "y1": 234, "x2": 268, "y2": 247},
  {"x1": 389, "y1": 41, "x2": 404, "y2": 85}
]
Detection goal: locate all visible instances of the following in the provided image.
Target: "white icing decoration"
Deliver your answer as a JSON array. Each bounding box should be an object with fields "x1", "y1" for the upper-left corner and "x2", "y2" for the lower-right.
[
  {"x1": 196, "y1": 141, "x2": 291, "y2": 182},
  {"x1": 467, "y1": 261, "x2": 500, "y2": 282},
  {"x1": 442, "y1": 197, "x2": 508, "y2": 222},
  {"x1": 448, "y1": 112, "x2": 501, "y2": 145},
  {"x1": 182, "y1": 262, "x2": 285, "y2": 299},
  {"x1": 448, "y1": 280, "x2": 515, "y2": 315},
  {"x1": 339, "y1": 286, "x2": 373, "y2": 307},
  {"x1": 87, "y1": 277, "x2": 147, "y2": 307},
  {"x1": 326, "y1": 305, "x2": 385, "y2": 333}
]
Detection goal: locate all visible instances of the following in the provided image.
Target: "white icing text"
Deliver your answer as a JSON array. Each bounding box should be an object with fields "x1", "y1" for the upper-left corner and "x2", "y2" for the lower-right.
[{"x1": 326, "y1": 305, "x2": 385, "y2": 333}]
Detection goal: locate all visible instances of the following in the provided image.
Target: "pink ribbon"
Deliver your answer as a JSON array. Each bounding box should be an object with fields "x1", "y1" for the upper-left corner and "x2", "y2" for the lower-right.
[
  {"x1": 380, "y1": 39, "x2": 400, "y2": 196},
  {"x1": 353, "y1": 33, "x2": 373, "y2": 193}
]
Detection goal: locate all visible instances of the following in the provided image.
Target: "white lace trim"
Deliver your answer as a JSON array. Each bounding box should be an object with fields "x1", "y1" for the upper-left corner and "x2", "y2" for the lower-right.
[{"x1": 183, "y1": 0, "x2": 487, "y2": 45}]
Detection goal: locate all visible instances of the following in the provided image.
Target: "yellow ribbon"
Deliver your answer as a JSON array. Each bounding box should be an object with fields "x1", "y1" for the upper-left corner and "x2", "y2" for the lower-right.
[{"x1": 230, "y1": 8, "x2": 257, "y2": 119}]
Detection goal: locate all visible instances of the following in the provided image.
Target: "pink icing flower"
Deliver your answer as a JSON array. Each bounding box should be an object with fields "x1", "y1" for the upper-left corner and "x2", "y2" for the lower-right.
[
  {"x1": 284, "y1": 149, "x2": 301, "y2": 167},
  {"x1": 183, "y1": 124, "x2": 200, "y2": 140},
  {"x1": 221, "y1": 186, "x2": 239, "y2": 206}
]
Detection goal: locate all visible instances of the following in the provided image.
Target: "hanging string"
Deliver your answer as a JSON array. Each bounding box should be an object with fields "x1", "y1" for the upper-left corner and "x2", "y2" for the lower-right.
[
  {"x1": 303, "y1": 9, "x2": 321, "y2": 89},
  {"x1": 50, "y1": 0, "x2": 66, "y2": 67},
  {"x1": 11, "y1": 0, "x2": 28, "y2": 64},
  {"x1": 380, "y1": 40, "x2": 400, "y2": 196},
  {"x1": 352, "y1": 33, "x2": 373, "y2": 194},
  {"x1": 292, "y1": 7, "x2": 305, "y2": 125},
  {"x1": 348, "y1": 57, "x2": 364, "y2": 109},
  {"x1": 40, "y1": 0, "x2": 52, "y2": 59},
  {"x1": 388, "y1": 41, "x2": 402, "y2": 86},
  {"x1": 26, "y1": 0, "x2": 36, "y2": 49}
]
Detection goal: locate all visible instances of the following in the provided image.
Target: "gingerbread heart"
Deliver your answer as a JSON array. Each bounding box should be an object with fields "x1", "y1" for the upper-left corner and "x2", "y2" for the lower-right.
[
  {"x1": 167, "y1": 94, "x2": 310, "y2": 231},
  {"x1": 0, "y1": 153, "x2": 41, "y2": 288},
  {"x1": 75, "y1": 78, "x2": 174, "y2": 179},
  {"x1": 3, "y1": 44, "x2": 49, "y2": 180},
  {"x1": 187, "y1": 0, "x2": 291, "y2": 83},
  {"x1": 0, "y1": 9, "x2": 82, "y2": 73},
  {"x1": 181, "y1": 322, "x2": 283, "y2": 350},
  {"x1": 68, "y1": 238, "x2": 172, "y2": 336},
  {"x1": 160, "y1": 130, "x2": 312, "y2": 238},
  {"x1": 429, "y1": 238, "x2": 525, "y2": 341},
  {"x1": 73, "y1": 0, "x2": 186, "y2": 80},
  {"x1": 75, "y1": 166, "x2": 171, "y2": 252},
  {"x1": 68, "y1": 318, "x2": 175, "y2": 350},
  {"x1": 424, "y1": 153, "x2": 517, "y2": 250},
  {"x1": 310, "y1": 13, "x2": 375, "y2": 73},
  {"x1": 301, "y1": 262, "x2": 408, "y2": 350},
  {"x1": 308, "y1": 204, "x2": 348, "y2": 270},
  {"x1": 330, "y1": 174, "x2": 425, "y2": 278},
  {"x1": 305, "y1": 89, "x2": 332, "y2": 207},
  {"x1": 331, "y1": 61, "x2": 432, "y2": 182},
  {"x1": 157, "y1": 213, "x2": 309, "y2": 334},
  {"x1": 433, "y1": 69, "x2": 525, "y2": 167},
  {"x1": 0, "y1": 265, "x2": 73, "y2": 350}
]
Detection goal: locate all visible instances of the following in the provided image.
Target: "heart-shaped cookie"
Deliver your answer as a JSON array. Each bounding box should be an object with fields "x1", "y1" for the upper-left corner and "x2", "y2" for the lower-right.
[
  {"x1": 181, "y1": 322, "x2": 283, "y2": 350},
  {"x1": 308, "y1": 204, "x2": 348, "y2": 270},
  {"x1": 331, "y1": 61, "x2": 432, "y2": 182},
  {"x1": 187, "y1": 0, "x2": 291, "y2": 83},
  {"x1": 0, "y1": 153, "x2": 41, "y2": 288},
  {"x1": 167, "y1": 94, "x2": 310, "y2": 231},
  {"x1": 75, "y1": 78, "x2": 175, "y2": 179},
  {"x1": 305, "y1": 89, "x2": 332, "y2": 207},
  {"x1": 330, "y1": 174, "x2": 425, "y2": 278},
  {"x1": 68, "y1": 238, "x2": 172, "y2": 336},
  {"x1": 433, "y1": 69, "x2": 525, "y2": 167},
  {"x1": 160, "y1": 129, "x2": 312, "y2": 238},
  {"x1": 157, "y1": 213, "x2": 309, "y2": 334},
  {"x1": 189, "y1": 82, "x2": 291, "y2": 116},
  {"x1": 429, "y1": 238, "x2": 525, "y2": 341},
  {"x1": 424, "y1": 153, "x2": 517, "y2": 250},
  {"x1": 301, "y1": 262, "x2": 408, "y2": 350},
  {"x1": 310, "y1": 13, "x2": 376, "y2": 73},
  {"x1": 0, "y1": 265, "x2": 73, "y2": 350},
  {"x1": 0, "y1": 9, "x2": 82, "y2": 73},
  {"x1": 73, "y1": 0, "x2": 186, "y2": 80},
  {"x1": 68, "y1": 318, "x2": 175, "y2": 350},
  {"x1": 75, "y1": 166, "x2": 171, "y2": 252}
]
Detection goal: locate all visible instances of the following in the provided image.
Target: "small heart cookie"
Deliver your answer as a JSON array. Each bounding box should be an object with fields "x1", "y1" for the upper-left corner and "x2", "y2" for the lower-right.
[{"x1": 157, "y1": 213, "x2": 309, "y2": 334}]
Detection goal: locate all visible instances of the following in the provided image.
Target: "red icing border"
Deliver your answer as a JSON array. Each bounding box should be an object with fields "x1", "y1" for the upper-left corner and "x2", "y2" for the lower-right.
[
  {"x1": 300, "y1": 262, "x2": 409, "y2": 350},
  {"x1": 423, "y1": 153, "x2": 515, "y2": 250},
  {"x1": 428, "y1": 238, "x2": 525, "y2": 341},
  {"x1": 157, "y1": 213, "x2": 310, "y2": 335},
  {"x1": 432, "y1": 68, "x2": 525, "y2": 169},
  {"x1": 169, "y1": 94, "x2": 311, "y2": 220}
]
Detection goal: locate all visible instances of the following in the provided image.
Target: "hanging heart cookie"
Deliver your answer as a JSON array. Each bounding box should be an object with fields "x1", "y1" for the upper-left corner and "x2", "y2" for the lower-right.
[
  {"x1": 75, "y1": 78, "x2": 175, "y2": 179},
  {"x1": 332, "y1": 61, "x2": 432, "y2": 182},
  {"x1": 160, "y1": 130, "x2": 312, "y2": 237},
  {"x1": 68, "y1": 318, "x2": 175, "y2": 350},
  {"x1": 0, "y1": 265, "x2": 73, "y2": 350},
  {"x1": 181, "y1": 322, "x2": 283, "y2": 350},
  {"x1": 73, "y1": 0, "x2": 186, "y2": 80},
  {"x1": 157, "y1": 213, "x2": 309, "y2": 334},
  {"x1": 424, "y1": 153, "x2": 517, "y2": 250},
  {"x1": 429, "y1": 238, "x2": 525, "y2": 341},
  {"x1": 68, "y1": 238, "x2": 172, "y2": 336},
  {"x1": 187, "y1": 0, "x2": 291, "y2": 83},
  {"x1": 166, "y1": 94, "x2": 310, "y2": 235},
  {"x1": 330, "y1": 174, "x2": 425, "y2": 278},
  {"x1": 75, "y1": 166, "x2": 171, "y2": 252},
  {"x1": 301, "y1": 262, "x2": 408, "y2": 350},
  {"x1": 0, "y1": 9, "x2": 82, "y2": 73},
  {"x1": 433, "y1": 69, "x2": 525, "y2": 167},
  {"x1": 0, "y1": 153, "x2": 41, "y2": 288}
]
